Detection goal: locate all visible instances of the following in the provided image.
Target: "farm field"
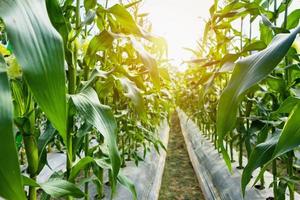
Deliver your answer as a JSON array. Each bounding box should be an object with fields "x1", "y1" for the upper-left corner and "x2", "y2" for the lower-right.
[{"x1": 2, "y1": 0, "x2": 300, "y2": 200}]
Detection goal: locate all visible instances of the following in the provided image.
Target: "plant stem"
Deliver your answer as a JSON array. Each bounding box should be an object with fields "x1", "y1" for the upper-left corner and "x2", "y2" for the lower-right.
[
  {"x1": 287, "y1": 151, "x2": 294, "y2": 200},
  {"x1": 238, "y1": 133, "x2": 243, "y2": 169},
  {"x1": 274, "y1": 0, "x2": 277, "y2": 26},
  {"x1": 22, "y1": 93, "x2": 38, "y2": 200},
  {"x1": 260, "y1": 167, "x2": 265, "y2": 188},
  {"x1": 83, "y1": 51, "x2": 90, "y2": 200},
  {"x1": 272, "y1": 160, "x2": 278, "y2": 199},
  {"x1": 66, "y1": 2, "x2": 80, "y2": 200}
]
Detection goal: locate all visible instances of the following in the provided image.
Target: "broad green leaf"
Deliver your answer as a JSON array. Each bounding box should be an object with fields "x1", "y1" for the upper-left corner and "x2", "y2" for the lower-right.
[
  {"x1": 241, "y1": 133, "x2": 279, "y2": 195},
  {"x1": 69, "y1": 156, "x2": 113, "y2": 182},
  {"x1": 108, "y1": 4, "x2": 142, "y2": 35},
  {"x1": 22, "y1": 175, "x2": 40, "y2": 188},
  {"x1": 46, "y1": 0, "x2": 70, "y2": 47},
  {"x1": 217, "y1": 26, "x2": 300, "y2": 170},
  {"x1": 69, "y1": 156, "x2": 95, "y2": 182},
  {"x1": 0, "y1": 0, "x2": 67, "y2": 140},
  {"x1": 70, "y1": 88, "x2": 121, "y2": 181},
  {"x1": 37, "y1": 122, "x2": 56, "y2": 173},
  {"x1": 265, "y1": 76, "x2": 285, "y2": 95},
  {"x1": 0, "y1": 55, "x2": 25, "y2": 200},
  {"x1": 116, "y1": 77, "x2": 145, "y2": 114},
  {"x1": 40, "y1": 179, "x2": 84, "y2": 198},
  {"x1": 84, "y1": 0, "x2": 97, "y2": 11},
  {"x1": 272, "y1": 104, "x2": 300, "y2": 158},
  {"x1": 131, "y1": 37, "x2": 160, "y2": 87},
  {"x1": 242, "y1": 41, "x2": 267, "y2": 52},
  {"x1": 117, "y1": 172, "x2": 137, "y2": 200},
  {"x1": 84, "y1": 30, "x2": 115, "y2": 66},
  {"x1": 272, "y1": 96, "x2": 300, "y2": 115},
  {"x1": 286, "y1": 9, "x2": 300, "y2": 29}
]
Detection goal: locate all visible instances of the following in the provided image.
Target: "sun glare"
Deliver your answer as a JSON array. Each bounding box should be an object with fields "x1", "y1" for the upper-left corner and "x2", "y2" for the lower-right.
[{"x1": 141, "y1": 0, "x2": 213, "y2": 69}]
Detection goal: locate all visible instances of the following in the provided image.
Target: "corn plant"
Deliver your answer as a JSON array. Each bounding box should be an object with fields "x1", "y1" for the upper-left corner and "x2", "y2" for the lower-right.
[
  {"x1": 178, "y1": 0, "x2": 300, "y2": 199},
  {"x1": 0, "y1": 0, "x2": 171, "y2": 199}
]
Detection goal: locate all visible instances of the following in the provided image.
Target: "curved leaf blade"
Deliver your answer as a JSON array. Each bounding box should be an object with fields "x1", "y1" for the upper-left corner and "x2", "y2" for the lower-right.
[
  {"x1": 40, "y1": 179, "x2": 84, "y2": 198},
  {"x1": 117, "y1": 76, "x2": 145, "y2": 114},
  {"x1": 0, "y1": 55, "x2": 25, "y2": 200},
  {"x1": 241, "y1": 133, "x2": 279, "y2": 195},
  {"x1": 272, "y1": 104, "x2": 300, "y2": 158},
  {"x1": 217, "y1": 26, "x2": 300, "y2": 169},
  {"x1": 0, "y1": 0, "x2": 67, "y2": 139},
  {"x1": 70, "y1": 88, "x2": 121, "y2": 180}
]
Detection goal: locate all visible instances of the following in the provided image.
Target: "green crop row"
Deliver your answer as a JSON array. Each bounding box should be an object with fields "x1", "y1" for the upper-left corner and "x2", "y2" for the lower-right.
[
  {"x1": 0, "y1": 0, "x2": 172, "y2": 199},
  {"x1": 178, "y1": 0, "x2": 300, "y2": 199}
]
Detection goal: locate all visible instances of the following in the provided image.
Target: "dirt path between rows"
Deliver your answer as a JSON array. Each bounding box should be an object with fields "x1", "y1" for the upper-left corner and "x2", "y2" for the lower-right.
[{"x1": 159, "y1": 112, "x2": 205, "y2": 200}]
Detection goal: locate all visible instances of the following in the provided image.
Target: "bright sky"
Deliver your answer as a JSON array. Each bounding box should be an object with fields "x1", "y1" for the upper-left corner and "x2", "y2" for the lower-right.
[{"x1": 141, "y1": 0, "x2": 213, "y2": 67}]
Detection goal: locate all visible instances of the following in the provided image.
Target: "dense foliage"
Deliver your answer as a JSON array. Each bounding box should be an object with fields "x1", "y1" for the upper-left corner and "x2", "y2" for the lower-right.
[
  {"x1": 0, "y1": 0, "x2": 172, "y2": 199},
  {"x1": 178, "y1": 0, "x2": 300, "y2": 199}
]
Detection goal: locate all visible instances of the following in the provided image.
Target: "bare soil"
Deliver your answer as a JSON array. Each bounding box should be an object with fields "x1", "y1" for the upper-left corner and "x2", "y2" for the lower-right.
[{"x1": 159, "y1": 113, "x2": 204, "y2": 200}]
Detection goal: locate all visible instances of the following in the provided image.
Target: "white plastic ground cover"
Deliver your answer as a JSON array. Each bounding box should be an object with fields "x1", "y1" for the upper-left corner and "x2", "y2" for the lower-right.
[
  {"x1": 100, "y1": 119, "x2": 169, "y2": 200},
  {"x1": 32, "y1": 119, "x2": 169, "y2": 200},
  {"x1": 177, "y1": 109, "x2": 300, "y2": 200}
]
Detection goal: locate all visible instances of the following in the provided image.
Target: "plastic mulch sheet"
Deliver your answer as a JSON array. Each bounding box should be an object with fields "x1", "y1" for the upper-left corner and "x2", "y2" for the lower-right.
[
  {"x1": 177, "y1": 109, "x2": 300, "y2": 200},
  {"x1": 33, "y1": 119, "x2": 169, "y2": 200},
  {"x1": 100, "y1": 119, "x2": 169, "y2": 200}
]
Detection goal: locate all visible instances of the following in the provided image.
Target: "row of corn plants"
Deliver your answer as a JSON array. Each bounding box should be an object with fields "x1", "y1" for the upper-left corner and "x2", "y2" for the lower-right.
[
  {"x1": 178, "y1": 0, "x2": 300, "y2": 199},
  {"x1": 0, "y1": 0, "x2": 172, "y2": 199}
]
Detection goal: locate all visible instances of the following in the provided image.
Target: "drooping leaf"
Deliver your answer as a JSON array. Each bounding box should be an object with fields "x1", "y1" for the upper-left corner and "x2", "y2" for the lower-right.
[
  {"x1": 108, "y1": 4, "x2": 142, "y2": 35},
  {"x1": 217, "y1": 26, "x2": 300, "y2": 170},
  {"x1": 130, "y1": 37, "x2": 160, "y2": 87},
  {"x1": 70, "y1": 88, "x2": 121, "y2": 181},
  {"x1": 0, "y1": 55, "x2": 25, "y2": 200},
  {"x1": 242, "y1": 41, "x2": 267, "y2": 52},
  {"x1": 286, "y1": 9, "x2": 300, "y2": 29},
  {"x1": 46, "y1": 0, "x2": 70, "y2": 47},
  {"x1": 241, "y1": 132, "x2": 279, "y2": 195},
  {"x1": 69, "y1": 156, "x2": 95, "y2": 182},
  {"x1": 40, "y1": 179, "x2": 85, "y2": 198},
  {"x1": 272, "y1": 104, "x2": 300, "y2": 158},
  {"x1": 272, "y1": 96, "x2": 300, "y2": 115},
  {"x1": 0, "y1": 0, "x2": 67, "y2": 140},
  {"x1": 37, "y1": 122, "x2": 56, "y2": 173},
  {"x1": 116, "y1": 76, "x2": 145, "y2": 114},
  {"x1": 84, "y1": 30, "x2": 115, "y2": 66},
  {"x1": 22, "y1": 175, "x2": 40, "y2": 188},
  {"x1": 117, "y1": 172, "x2": 137, "y2": 200}
]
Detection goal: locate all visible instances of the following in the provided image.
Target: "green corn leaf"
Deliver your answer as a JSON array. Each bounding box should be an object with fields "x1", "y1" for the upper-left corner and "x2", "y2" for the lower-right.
[
  {"x1": 70, "y1": 87, "x2": 121, "y2": 182},
  {"x1": 116, "y1": 76, "x2": 145, "y2": 115},
  {"x1": 242, "y1": 41, "x2": 267, "y2": 53},
  {"x1": 22, "y1": 175, "x2": 40, "y2": 188},
  {"x1": 69, "y1": 156, "x2": 95, "y2": 182},
  {"x1": 217, "y1": 26, "x2": 300, "y2": 170},
  {"x1": 272, "y1": 96, "x2": 300, "y2": 115},
  {"x1": 84, "y1": 0, "x2": 97, "y2": 11},
  {"x1": 286, "y1": 9, "x2": 300, "y2": 29},
  {"x1": 117, "y1": 172, "x2": 137, "y2": 200},
  {"x1": 40, "y1": 179, "x2": 85, "y2": 198},
  {"x1": 0, "y1": 55, "x2": 25, "y2": 200},
  {"x1": 241, "y1": 132, "x2": 279, "y2": 195},
  {"x1": 272, "y1": 104, "x2": 300, "y2": 158},
  {"x1": 108, "y1": 4, "x2": 142, "y2": 35},
  {"x1": 37, "y1": 122, "x2": 56, "y2": 173},
  {"x1": 131, "y1": 37, "x2": 160, "y2": 87},
  {"x1": 0, "y1": 0, "x2": 67, "y2": 140},
  {"x1": 84, "y1": 30, "x2": 115, "y2": 66}
]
